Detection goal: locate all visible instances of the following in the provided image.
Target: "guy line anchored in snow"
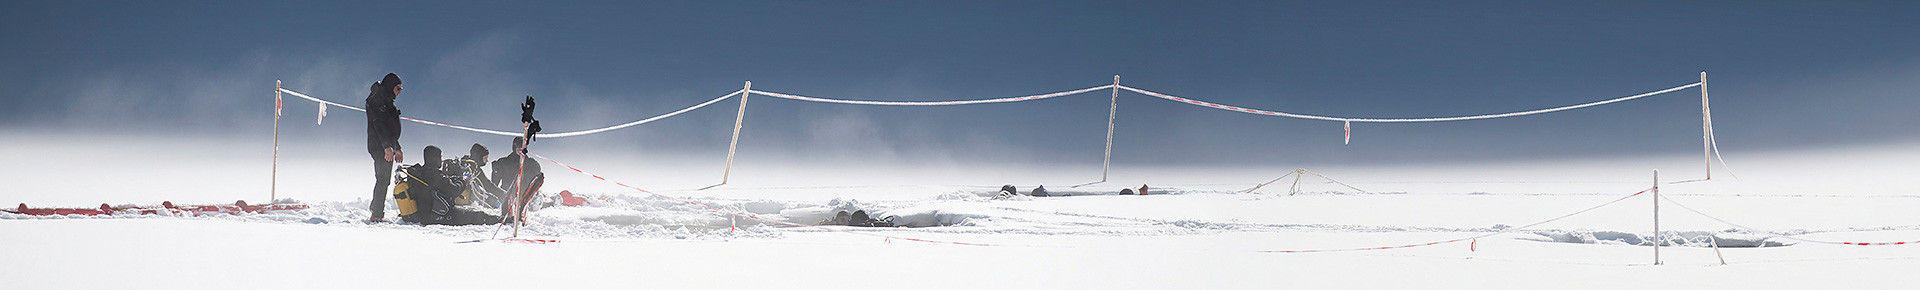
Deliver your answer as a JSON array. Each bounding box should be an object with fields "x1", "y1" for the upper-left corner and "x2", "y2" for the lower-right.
[{"x1": 1658, "y1": 194, "x2": 1920, "y2": 246}]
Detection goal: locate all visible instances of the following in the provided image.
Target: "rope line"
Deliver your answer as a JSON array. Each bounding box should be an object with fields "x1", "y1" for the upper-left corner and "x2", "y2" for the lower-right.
[
  {"x1": 529, "y1": 153, "x2": 1001, "y2": 247},
  {"x1": 1658, "y1": 195, "x2": 1917, "y2": 246},
  {"x1": 1701, "y1": 83, "x2": 1741, "y2": 179},
  {"x1": 1118, "y1": 82, "x2": 1702, "y2": 123},
  {"x1": 1299, "y1": 169, "x2": 1371, "y2": 194},
  {"x1": 1260, "y1": 188, "x2": 1650, "y2": 253},
  {"x1": 276, "y1": 88, "x2": 366, "y2": 112},
  {"x1": 276, "y1": 88, "x2": 742, "y2": 138},
  {"x1": 747, "y1": 84, "x2": 1113, "y2": 106},
  {"x1": 281, "y1": 80, "x2": 1707, "y2": 140},
  {"x1": 1240, "y1": 170, "x2": 1299, "y2": 193},
  {"x1": 543, "y1": 90, "x2": 744, "y2": 138}
]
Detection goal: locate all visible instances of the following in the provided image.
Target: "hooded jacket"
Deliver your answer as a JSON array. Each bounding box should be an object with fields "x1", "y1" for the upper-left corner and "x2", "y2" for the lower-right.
[
  {"x1": 365, "y1": 82, "x2": 403, "y2": 159},
  {"x1": 491, "y1": 151, "x2": 541, "y2": 193}
]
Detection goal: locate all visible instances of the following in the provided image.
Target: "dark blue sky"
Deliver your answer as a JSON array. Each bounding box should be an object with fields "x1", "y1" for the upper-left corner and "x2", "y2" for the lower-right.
[{"x1": 4, "y1": 1, "x2": 1917, "y2": 165}]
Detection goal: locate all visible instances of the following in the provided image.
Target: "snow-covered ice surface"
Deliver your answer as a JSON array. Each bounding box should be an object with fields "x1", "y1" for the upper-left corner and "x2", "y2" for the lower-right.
[
  {"x1": 5, "y1": 188, "x2": 1919, "y2": 289},
  {"x1": 5, "y1": 138, "x2": 1920, "y2": 289}
]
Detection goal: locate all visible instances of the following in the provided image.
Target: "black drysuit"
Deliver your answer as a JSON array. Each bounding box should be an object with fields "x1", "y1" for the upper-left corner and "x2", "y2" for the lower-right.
[
  {"x1": 491, "y1": 151, "x2": 544, "y2": 217},
  {"x1": 366, "y1": 82, "x2": 402, "y2": 219}
]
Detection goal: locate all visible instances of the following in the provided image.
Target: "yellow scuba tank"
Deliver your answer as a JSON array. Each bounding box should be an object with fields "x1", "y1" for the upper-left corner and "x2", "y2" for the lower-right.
[
  {"x1": 391, "y1": 165, "x2": 434, "y2": 218},
  {"x1": 392, "y1": 178, "x2": 419, "y2": 216}
]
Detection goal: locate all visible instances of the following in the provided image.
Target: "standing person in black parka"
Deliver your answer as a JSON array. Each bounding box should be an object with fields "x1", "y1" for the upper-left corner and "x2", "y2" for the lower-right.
[{"x1": 366, "y1": 73, "x2": 404, "y2": 222}]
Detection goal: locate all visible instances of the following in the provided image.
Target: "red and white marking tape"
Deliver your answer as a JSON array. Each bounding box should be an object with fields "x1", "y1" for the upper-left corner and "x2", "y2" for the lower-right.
[
  {"x1": 5, "y1": 201, "x2": 310, "y2": 217},
  {"x1": 1343, "y1": 120, "x2": 1350, "y2": 145},
  {"x1": 499, "y1": 238, "x2": 559, "y2": 244},
  {"x1": 276, "y1": 88, "x2": 741, "y2": 138}
]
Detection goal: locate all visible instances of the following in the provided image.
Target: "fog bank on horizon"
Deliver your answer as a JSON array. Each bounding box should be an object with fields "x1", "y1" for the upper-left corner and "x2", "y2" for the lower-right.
[{"x1": 4, "y1": 133, "x2": 1915, "y2": 207}]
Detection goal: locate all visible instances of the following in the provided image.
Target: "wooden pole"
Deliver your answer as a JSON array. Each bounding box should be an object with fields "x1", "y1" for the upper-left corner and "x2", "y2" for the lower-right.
[
  {"x1": 272, "y1": 80, "x2": 282, "y2": 204},
  {"x1": 1101, "y1": 75, "x2": 1119, "y2": 182},
  {"x1": 1653, "y1": 169, "x2": 1662, "y2": 265},
  {"x1": 723, "y1": 81, "x2": 752, "y2": 185}
]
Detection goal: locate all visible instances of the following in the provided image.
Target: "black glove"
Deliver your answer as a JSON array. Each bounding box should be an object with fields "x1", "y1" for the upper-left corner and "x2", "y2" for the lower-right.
[
  {"x1": 525, "y1": 120, "x2": 542, "y2": 144},
  {"x1": 520, "y1": 96, "x2": 542, "y2": 143},
  {"x1": 520, "y1": 96, "x2": 537, "y2": 124}
]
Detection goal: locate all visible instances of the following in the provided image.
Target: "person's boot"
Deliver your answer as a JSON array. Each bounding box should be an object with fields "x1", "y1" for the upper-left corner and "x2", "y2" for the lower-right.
[
  {"x1": 369, "y1": 205, "x2": 388, "y2": 223},
  {"x1": 370, "y1": 202, "x2": 387, "y2": 223}
]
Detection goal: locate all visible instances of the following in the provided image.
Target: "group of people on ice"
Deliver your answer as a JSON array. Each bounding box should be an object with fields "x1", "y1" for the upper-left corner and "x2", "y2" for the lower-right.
[
  {"x1": 364, "y1": 73, "x2": 546, "y2": 225},
  {"x1": 356, "y1": 73, "x2": 1161, "y2": 228},
  {"x1": 994, "y1": 184, "x2": 1152, "y2": 198}
]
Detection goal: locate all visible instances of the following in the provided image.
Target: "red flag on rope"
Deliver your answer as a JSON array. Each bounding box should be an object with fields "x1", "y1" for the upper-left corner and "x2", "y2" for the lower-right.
[{"x1": 1343, "y1": 120, "x2": 1351, "y2": 145}]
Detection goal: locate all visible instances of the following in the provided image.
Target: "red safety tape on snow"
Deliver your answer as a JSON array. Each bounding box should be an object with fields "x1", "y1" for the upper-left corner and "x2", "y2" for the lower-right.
[
  {"x1": 1840, "y1": 241, "x2": 1913, "y2": 246},
  {"x1": 530, "y1": 153, "x2": 1000, "y2": 247},
  {"x1": 499, "y1": 238, "x2": 559, "y2": 244},
  {"x1": 4, "y1": 201, "x2": 310, "y2": 217},
  {"x1": 1259, "y1": 188, "x2": 1650, "y2": 253}
]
